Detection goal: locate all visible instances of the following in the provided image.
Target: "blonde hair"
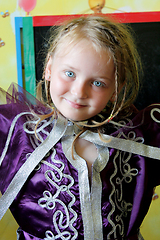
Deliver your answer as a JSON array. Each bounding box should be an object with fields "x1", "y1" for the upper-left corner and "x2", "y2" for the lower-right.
[{"x1": 37, "y1": 15, "x2": 141, "y2": 128}]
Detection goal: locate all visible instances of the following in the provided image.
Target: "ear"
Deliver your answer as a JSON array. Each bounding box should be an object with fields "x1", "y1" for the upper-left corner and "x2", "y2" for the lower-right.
[{"x1": 45, "y1": 56, "x2": 52, "y2": 81}]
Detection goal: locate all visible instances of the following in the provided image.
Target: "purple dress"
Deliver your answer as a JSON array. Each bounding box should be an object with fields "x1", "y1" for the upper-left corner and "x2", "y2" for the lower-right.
[{"x1": 0, "y1": 84, "x2": 160, "y2": 240}]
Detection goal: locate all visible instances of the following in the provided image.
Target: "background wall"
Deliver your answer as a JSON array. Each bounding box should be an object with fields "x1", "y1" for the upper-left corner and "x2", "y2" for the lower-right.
[{"x1": 0, "y1": 0, "x2": 160, "y2": 239}]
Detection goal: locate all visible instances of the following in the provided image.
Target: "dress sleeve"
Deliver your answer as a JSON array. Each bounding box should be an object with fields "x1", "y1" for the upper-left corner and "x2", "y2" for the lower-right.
[
  {"x1": 133, "y1": 104, "x2": 160, "y2": 187},
  {"x1": 0, "y1": 83, "x2": 52, "y2": 194},
  {"x1": 0, "y1": 103, "x2": 29, "y2": 194}
]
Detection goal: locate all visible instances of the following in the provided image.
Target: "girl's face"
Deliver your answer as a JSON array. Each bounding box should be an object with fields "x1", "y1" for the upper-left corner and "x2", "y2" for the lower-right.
[{"x1": 46, "y1": 39, "x2": 115, "y2": 121}]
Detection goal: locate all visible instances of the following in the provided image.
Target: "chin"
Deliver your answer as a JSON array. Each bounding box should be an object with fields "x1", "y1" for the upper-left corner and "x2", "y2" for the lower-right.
[
  {"x1": 69, "y1": 117, "x2": 87, "y2": 122},
  {"x1": 60, "y1": 109, "x2": 93, "y2": 122},
  {"x1": 65, "y1": 115, "x2": 88, "y2": 122}
]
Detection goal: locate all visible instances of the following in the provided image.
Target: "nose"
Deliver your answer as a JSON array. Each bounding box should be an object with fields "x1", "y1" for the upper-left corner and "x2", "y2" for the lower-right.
[{"x1": 70, "y1": 81, "x2": 88, "y2": 99}]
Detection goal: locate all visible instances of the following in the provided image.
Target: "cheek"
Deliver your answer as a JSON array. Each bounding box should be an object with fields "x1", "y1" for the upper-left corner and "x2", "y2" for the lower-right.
[
  {"x1": 93, "y1": 92, "x2": 112, "y2": 108},
  {"x1": 50, "y1": 78, "x2": 68, "y2": 96}
]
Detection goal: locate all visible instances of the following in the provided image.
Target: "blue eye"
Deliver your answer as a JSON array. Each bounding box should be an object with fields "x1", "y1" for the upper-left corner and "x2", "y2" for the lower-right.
[
  {"x1": 65, "y1": 71, "x2": 75, "y2": 78},
  {"x1": 93, "y1": 81, "x2": 104, "y2": 87}
]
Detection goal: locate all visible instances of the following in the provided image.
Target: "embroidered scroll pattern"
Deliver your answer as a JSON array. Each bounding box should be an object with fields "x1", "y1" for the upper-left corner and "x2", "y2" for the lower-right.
[
  {"x1": 38, "y1": 148, "x2": 78, "y2": 240},
  {"x1": 107, "y1": 129, "x2": 144, "y2": 239},
  {"x1": 23, "y1": 115, "x2": 53, "y2": 149},
  {"x1": 0, "y1": 111, "x2": 53, "y2": 166},
  {"x1": 151, "y1": 107, "x2": 160, "y2": 123}
]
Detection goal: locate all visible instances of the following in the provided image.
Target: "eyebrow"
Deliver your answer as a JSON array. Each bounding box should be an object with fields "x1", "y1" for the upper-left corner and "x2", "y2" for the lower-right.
[{"x1": 62, "y1": 64, "x2": 79, "y2": 72}]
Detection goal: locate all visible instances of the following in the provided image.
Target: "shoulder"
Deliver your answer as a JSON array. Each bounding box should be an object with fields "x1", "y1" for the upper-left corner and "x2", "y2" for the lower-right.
[
  {"x1": 131, "y1": 104, "x2": 160, "y2": 136},
  {"x1": 142, "y1": 104, "x2": 160, "y2": 124},
  {"x1": 119, "y1": 104, "x2": 160, "y2": 128},
  {"x1": 115, "y1": 104, "x2": 160, "y2": 133},
  {"x1": 0, "y1": 83, "x2": 53, "y2": 127},
  {"x1": 0, "y1": 82, "x2": 52, "y2": 115},
  {"x1": 105, "y1": 104, "x2": 160, "y2": 148},
  {"x1": 0, "y1": 83, "x2": 53, "y2": 154}
]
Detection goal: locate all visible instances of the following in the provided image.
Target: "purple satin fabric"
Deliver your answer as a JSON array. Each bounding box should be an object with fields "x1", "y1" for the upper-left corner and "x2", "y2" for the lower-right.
[
  {"x1": 11, "y1": 142, "x2": 83, "y2": 239},
  {"x1": 0, "y1": 84, "x2": 160, "y2": 239}
]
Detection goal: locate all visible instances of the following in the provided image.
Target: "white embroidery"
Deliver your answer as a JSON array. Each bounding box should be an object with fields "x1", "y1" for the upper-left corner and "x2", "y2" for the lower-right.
[
  {"x1": 107, "y1": 128, "x2": 143, "y2": 239},
  {"x1": 38, "y1": 149, "x2": 78, "y2": 240},
  {"x1": 44, "y1": 229, "x2": 71, "y2": 240},
  {"x1": 23, "y1": 115, "x2": 54, "y2": 149},
  {"x1": 151, "y1": 107, "x2": 160, "y2": 123}
]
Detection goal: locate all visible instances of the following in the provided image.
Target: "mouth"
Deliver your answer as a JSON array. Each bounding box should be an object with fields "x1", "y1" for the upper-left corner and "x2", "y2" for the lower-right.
[{"x1": 64, "y1": 99, "x2": 87, "y2": 109}]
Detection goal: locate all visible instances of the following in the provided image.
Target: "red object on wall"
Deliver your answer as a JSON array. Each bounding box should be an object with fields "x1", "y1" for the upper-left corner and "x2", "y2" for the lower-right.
[{"x1": 18, "y1": 0, "x2": 37, "y2": 15}]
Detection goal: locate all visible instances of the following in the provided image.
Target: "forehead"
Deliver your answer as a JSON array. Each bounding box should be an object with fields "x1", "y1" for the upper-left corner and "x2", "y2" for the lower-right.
[
  {"x1": 53, "y1": 37, "x2": 113, "y2": 60},
  {"x1": 51, "y1": 39, "x2": 115, "y2": 80}
]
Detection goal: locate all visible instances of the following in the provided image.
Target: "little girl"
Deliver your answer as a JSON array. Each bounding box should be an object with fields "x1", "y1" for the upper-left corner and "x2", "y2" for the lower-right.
[{"x1": 0, "y1": 15, "x2": 160, "y2": 240}]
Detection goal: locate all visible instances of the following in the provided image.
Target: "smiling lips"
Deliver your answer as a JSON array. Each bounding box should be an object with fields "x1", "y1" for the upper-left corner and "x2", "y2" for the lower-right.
[{"x1": 64, "y1": 98, "x2": 87, "y2": 109}]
